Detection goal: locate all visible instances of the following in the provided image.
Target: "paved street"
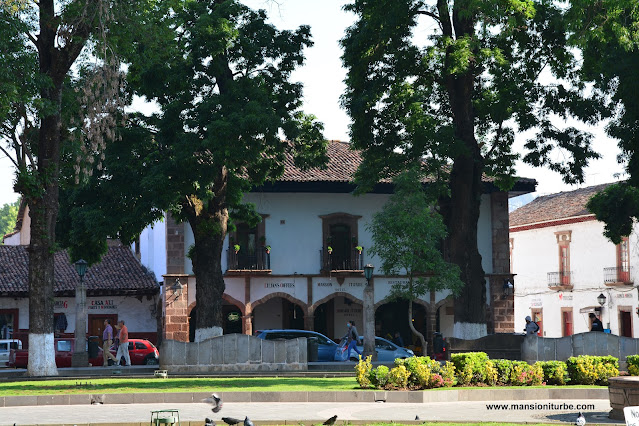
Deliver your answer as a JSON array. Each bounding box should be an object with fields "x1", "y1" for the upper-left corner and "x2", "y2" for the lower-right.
[{"x1": 0, "y1": 399, "x2": 619, "y2": 425}]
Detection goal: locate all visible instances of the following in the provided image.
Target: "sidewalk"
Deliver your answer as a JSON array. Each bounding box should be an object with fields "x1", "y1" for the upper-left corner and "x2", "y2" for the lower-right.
[{"x1": 0, "y1": 399, "x2": 619, "y2": 425}]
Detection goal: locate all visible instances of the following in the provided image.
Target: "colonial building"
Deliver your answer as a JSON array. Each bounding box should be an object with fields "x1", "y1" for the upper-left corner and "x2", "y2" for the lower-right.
[
  {"x1": 510, "y1": 183, "x2": 637, "y2": 338},
  {"x1": 143, "y1": 141, "x2": 535, "y2": 352},
  {"x1": 1, "y1": 204, "x2": 160, "y2": 344}
]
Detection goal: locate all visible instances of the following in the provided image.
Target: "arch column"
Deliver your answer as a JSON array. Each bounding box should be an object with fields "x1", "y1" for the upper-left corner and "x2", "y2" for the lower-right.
[
  {"x1": 242, "y1": 314, "x2": 253, "y2": 335},
  {"x1": 163, "y1": 274, "x2": 190, "y2": 342}
]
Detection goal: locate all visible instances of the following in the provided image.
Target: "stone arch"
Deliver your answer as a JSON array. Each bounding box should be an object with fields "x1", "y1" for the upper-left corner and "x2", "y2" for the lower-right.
[
  {"x1": 250, "y1": 292, "x2": 307, "y2": 332},
  {"x1": 248, "y1": 292, "x2": 308, "y2": 313},
  {"x1": 311, "y1": 293, "x2": 363, "y2": 312},
  {"x1": 222, "y1": 294, "x2": 246, "y2": 315},
  {"x1": 374, "y1": 296, "x2": 431, "y2": 311}
]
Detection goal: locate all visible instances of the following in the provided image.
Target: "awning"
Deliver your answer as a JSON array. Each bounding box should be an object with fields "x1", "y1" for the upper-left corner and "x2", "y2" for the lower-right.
[{"x1": 579, "y1": 306, "x2": 602, "y2": 314}]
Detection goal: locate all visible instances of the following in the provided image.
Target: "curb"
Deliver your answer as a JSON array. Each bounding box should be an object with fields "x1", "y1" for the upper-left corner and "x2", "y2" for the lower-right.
[{"x1": 0, "y1": 387, "x2": 609, "y2": 407}]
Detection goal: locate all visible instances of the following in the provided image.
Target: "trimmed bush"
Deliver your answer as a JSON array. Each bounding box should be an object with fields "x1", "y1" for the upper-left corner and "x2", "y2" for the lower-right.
[
  {"x1": 493, "y1": 359, "x2": 514, "y2": 385},
  {"x1": 369, "y1": 365, "x2": 390, "y2": 388},
  {"x1": 451, "y1": 352, "x2": 497, "y2": 385},
  {"x1": 566, "y1": 355, "x2": 619, "y2": 385},
  {"x1": 355, "y1": 355, "x2": 373, "y2": 388},
  {"x1": 511, "y1": 361, "x2": 544, "y2": 386},
  {"x1": 538, "y1": 360, "x2": 569, "y2": 385},
  {"x1": 387, "y1": 365, "x2": 411, "y2": 389},
  {"x1": 627, "y1": 355, "x2": 639, "y2": 376}
]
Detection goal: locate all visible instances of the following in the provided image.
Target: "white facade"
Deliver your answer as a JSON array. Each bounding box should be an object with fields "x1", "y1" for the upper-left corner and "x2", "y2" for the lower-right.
[
  {"x1": 136, "y1": 214, "x2": 168, "y2": 283},
  {"x1": 512, "y1": 218, "x2": 638, "y2": 337}
]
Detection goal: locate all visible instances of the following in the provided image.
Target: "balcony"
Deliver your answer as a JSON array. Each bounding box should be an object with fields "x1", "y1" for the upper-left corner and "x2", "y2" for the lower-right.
[
  {"x1": 320, "y1": 247, "x2": 364, "y2": 272},
  {"x1": 226, "y1": 247, "x2": 271, "y2": 273},
  {"x1": 604, "y1": 267, "x2": 633, "y2": 285},
  {"x1": 548, "y1": 271, "x2": 573, "y2": 289}
]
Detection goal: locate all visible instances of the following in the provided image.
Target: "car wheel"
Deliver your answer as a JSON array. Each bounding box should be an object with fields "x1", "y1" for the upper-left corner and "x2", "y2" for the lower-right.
[{"x1": 144, "y1": 356, "x2": 159, "y2": 365}]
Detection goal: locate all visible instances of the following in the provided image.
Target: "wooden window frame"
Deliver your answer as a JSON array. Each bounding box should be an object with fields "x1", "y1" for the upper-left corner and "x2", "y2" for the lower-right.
[
  {"x1": 617, "y1": 237, "x2": 631, "y2": 283},
  {"x1": 618, "y1": 305, "x2": 633, "y2": 338},
  {"x1": 561, "y1": 307, "x2": 573, "y2": 337},
  {"x1": 555, "y1": 231, "x2": 572, "y2": 286}
]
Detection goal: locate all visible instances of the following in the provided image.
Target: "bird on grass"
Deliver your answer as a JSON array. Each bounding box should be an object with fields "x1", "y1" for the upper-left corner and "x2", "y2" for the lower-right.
[
  {"x1": 575, "y1": 412, "x2": 586, "y2": 426},
  {"x1": 222, "y1": 417, "x2": 243, "y2": 425},
  {"x1": 244, "y1": 416, "x2": 254, "y2": 426},
  {"x1": 415, "y1": 415, "x2": 421, "y2": 421},
  {"x1": 203, "y1": 393, "x2": 223, "y2": 413},
  {"x1": 205, "y1": 418, "x2": 216, "y2": 426},
  {"x1": 323, "y1": 415, "x2": 337, "y2": 425},
  {"x1": 90, "y1": 394, "x2": 104, "y2": 405}
]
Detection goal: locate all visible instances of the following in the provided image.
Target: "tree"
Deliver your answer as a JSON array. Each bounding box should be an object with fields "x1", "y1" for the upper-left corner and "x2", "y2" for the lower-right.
[
  {"x1": 341, "y1": 0, "x2": 606, "y2": 338},
  {"x1": 0, "y1": 0, "x2": 152, "y2": 376},
  {"x1": 60, "y1": 0, "x2": 327, "y2": 341},
  {"x1": 0, "y1": 199, "x2": 21, "y2": 239},
  {"x1": 368, "y1": 168, "x2": 463, "y2": 353}
]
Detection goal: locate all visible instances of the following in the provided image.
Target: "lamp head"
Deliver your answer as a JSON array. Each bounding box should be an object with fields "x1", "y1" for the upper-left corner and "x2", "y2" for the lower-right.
[
  {"x1": 74, "y1": 259, "x2": 88, "y2": 278},
  {"x1": 597, "y1": 293, "x2": 607, "y2": 307},
  {"x1": 363, "y1": 264, "x2": 374, "y2": 281}
]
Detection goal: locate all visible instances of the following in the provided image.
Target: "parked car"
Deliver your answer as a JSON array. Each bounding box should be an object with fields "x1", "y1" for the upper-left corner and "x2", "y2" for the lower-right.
[
  {"x1": 334, "y1": 336, "x2": 415, "y2": 361},
  {"x1": 9, "y1": 338, "x2": 104, "y2": 368},
  {"x1": 9, "y1": 338, "x2": 159, "y2": 368},
  {"x1": 112, "y1": 339, "x2": 159, "y2": 365},
  {"x1": 254, "y1": 329, "x2": 338, "y2": 362},
  {"x1": 0, "y1": 339, "x2": 22, "y2": 367}
]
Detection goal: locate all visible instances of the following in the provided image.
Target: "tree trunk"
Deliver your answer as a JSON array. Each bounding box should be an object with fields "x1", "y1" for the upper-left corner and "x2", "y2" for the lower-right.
[
  {"x1": 185, "y1": 171, "x2": 229, "y2": 342},
  {"x1": 439, "y1": 1, "x2": 487, "y2": 339},
  {"x1": 408, "y1": 300, "x2": 427, "y2": 356}
]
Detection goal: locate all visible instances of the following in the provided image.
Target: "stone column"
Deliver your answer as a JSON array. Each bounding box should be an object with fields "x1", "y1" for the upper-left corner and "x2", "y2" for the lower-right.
[
  {"x1": 163, "y1": 274, "x2": 190, "y2": 342},
  {"x1": 166, "y1": 213, "x2": 185, "y2": 275},
  {"x1": 71, "y1": 279, "x2": 88, "y2": 367},
  {"x1": 363, "y1": 278, "x2": 376, "y2": 361},
  {"x1": 242, "y1": 314, "x2": 252, "y2": 335},
  {"x1": 490, "y1": 192, "x2": 514, "y2": 332}
]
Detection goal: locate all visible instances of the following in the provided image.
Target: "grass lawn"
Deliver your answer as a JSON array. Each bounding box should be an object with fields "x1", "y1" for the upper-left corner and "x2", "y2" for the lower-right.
[
  {"x1": 0, "y1": 377, "x2": 360, "y2": 396},
  {"x1": 0, "y1": 377, "x2": 602, "y2": 397}
]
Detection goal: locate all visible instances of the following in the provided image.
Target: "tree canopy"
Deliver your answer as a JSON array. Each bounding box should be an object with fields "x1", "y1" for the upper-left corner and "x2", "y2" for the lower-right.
[{"x1": 0, "y1": 199, "x2": 20, "y2": 240}]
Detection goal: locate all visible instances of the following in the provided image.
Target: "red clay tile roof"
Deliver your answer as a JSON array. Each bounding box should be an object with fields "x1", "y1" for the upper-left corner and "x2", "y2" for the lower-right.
[
  {"x1": 509, "y1": 182, "x2": 615, "y2": 227},
  {"x1": 0, "y1": 245, "x2": 158, "y2": 295},
  {"x1": 280, "y1": 140, "x2": 536, "y2": 187}
]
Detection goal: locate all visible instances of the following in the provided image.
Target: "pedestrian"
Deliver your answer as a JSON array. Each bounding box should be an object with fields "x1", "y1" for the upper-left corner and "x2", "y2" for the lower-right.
[
  {"x1": 590, "y1": 313, "x2": 604, "y2": 332},
  {"x1": 393, "y1": 331, "x2": 404, "y2": 347},
  {"x1": 115, "y1": 319, "x2": 131, "y2": 366},
  {"x1": 524, "y1": 316, "x2": 539, "y2": 335},
  {"x1": 102, "y1": 319, "x2": 118, "y2": 367},
  {"x1": 345, "y1": 320, "x2": 362, "y2": 360}
]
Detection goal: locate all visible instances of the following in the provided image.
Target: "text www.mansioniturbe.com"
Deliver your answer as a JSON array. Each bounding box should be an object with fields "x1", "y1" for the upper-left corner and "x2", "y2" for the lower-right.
[{"x1": 486, "y1": 403, "x2": 596, "y2": 411}]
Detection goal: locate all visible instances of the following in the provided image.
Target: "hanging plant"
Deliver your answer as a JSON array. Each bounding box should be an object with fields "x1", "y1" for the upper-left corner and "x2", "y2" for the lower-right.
[
  {"x1": 327, "y1": 246, "x2": 333, "y2": 254},
  {"x1": 356, "y1": 246, "x2": 363, "y2": 254},
  {"x1": 234, "y1": 244, "x2": 240, "y2": 254},
  {"x1": 265, "y1": 245, "x2": 271, "y2": 254}
]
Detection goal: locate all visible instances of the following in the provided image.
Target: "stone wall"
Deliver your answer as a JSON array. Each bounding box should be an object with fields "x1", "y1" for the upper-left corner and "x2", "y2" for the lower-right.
[
  {"x1": 447, "y1": 333, "x2": 524, "y2": 360},
  {"x1": 521, "y1": 332, "x2": 637, "y2": 369},
  {"x1": 160, "y1": 334, "x2": 307, "y2": 373}
]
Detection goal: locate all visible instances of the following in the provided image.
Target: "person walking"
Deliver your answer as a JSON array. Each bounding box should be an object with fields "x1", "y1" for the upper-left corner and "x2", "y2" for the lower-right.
[
  {"x1": 524, "y1": 316, "x2": 539, "y2": 335},
  {"x1": 590, "y1": 313, "x2": 604, "y2": 332},
  {"x1": 102, "y1": 319, "x2": 118, "y2": 366},
  {"x1": 115, "y1": 320, "x2": 131, "y2": 366},
  {"x1": 345, "y1": 320, "x2": 362, "y2": 360}
]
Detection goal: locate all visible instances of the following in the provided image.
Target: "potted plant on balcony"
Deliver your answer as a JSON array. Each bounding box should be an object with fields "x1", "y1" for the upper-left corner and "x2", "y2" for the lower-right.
[
  {"x1": 355, "y1": 245, "x2": 363, "y2": 254},
  {"x1": 265, "y1": 245, "x2": 271, "y2": 254},
  {"x1": 234, "y1": 244, "x2": 240, "y2": 254},
  {"x1": 327, "y1": 246, "x2": 333, "y2": 255}
]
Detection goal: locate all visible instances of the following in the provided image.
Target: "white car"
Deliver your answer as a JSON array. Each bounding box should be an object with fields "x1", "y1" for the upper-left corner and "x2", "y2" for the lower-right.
[
  {"x1": 334, "y1": 336, "x2": 414, "y2": 361},
  {"x1": 0, "y1": 339, "x2": 21, "y2": 367}
]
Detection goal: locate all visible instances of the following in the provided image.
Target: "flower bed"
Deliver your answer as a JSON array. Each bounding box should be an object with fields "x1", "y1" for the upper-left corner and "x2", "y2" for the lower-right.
[{"x1": 355, "y1": 352, "x2": 619, "y2": 390}]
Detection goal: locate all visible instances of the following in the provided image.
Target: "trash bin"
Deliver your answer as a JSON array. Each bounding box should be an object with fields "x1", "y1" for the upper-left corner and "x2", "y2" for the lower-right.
[
  {"x1": 307, "y1": 337, "x2": 319, "y2": 362},
  {"x1": 88, "y1": 336, "x2": 99, "y2": 358},
  {"x1": 433, "y1": 333, "x2": 444, "y2": 354}
]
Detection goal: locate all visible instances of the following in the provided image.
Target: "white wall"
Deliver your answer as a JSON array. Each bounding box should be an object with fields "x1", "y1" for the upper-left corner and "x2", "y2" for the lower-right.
[
  {"x1": 512, "y1": 219, "x2": 639, "y2": 337},
  {"x1": 138, "y1": 215, "x2": 167, "y2": 282}
]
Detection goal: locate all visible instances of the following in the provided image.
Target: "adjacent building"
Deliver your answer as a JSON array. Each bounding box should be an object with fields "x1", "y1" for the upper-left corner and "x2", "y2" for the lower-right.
[
  {"x1": 142, "y1": 141, "x2": 535, "y2": 351},
  {"x1": 510, "y1": 183, "x2": 637, "y2": 338}
]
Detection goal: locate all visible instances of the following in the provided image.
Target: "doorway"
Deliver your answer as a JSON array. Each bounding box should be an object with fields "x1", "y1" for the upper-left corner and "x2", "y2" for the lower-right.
[
  {"x1": 89, "y1": 314, "x2": 118, "y2": 342},
  {"x1": 619, "y1": 308, "x2": 633, "y2": 337}
]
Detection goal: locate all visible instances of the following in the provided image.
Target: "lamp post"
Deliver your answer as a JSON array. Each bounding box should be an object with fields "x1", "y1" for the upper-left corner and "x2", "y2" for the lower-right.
[
  {"x1": 71, "y1": 259, "x2": 88, "y2": 367},
  {"x1": 597, "y1": 293, "x2": 607, "y2": 330},
  {"x1": 362, "y1": 264, "x2": 375, "y2": 361}
]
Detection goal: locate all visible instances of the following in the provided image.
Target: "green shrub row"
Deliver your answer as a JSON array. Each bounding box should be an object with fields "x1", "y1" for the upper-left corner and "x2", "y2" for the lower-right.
[
  {"x1": 355, "y1": 352, "x2": 619, "y2": 389},
  {"x1": 627, "y1": 355, "x2": 639, "y2": 376}
]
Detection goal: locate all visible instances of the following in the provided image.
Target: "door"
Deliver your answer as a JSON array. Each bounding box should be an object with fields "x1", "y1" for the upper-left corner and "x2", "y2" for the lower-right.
[
  {"x1": 89, "y1": 314, "x2": 118, "y2": 343},
  {"x1": 329, "y1": 223, "x2": 351, "y2": 270},
  {"x1": 562, "y1": 310, "x2": 573, "y2": 336},
  {"x1": 532, "y1": 309, "x2": 543, "y2": 337},
  {"x1": 620, "y1": 311, "x2": 632, "y2": 337}
]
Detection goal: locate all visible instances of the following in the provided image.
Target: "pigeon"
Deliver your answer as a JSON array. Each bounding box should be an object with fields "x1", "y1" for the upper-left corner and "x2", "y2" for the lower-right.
[
  {"x1": 205, "y1": 418, "x2": 216, "y2": 426},
  {"x1": 575, "y1": 412, "x2": 586, "y2": 426},
  {"x1": 415, "y1": 415, "x2": 421, "y2": 421},
  {"x1": 222, "y1": 417, "x2": 243, "y2": 426},
  {"x1": 244, "y1": 416, "x2": 254, "y2": 426},
  {"x1": 90, "y1": 394, "x2": 104, "y2": 405},
  {"x1": 323, "y1": 415, "x2": 337, "y2": 425},
  {"x1": 203, "y1": 393, "x2": 223, "y2": 413}
]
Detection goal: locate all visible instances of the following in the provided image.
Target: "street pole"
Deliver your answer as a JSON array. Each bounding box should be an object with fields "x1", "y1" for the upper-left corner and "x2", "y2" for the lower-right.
[
  {"x1": 72, "y1": 260, "x2": 88, "y2": 367},
  {"x1": 363, "y1": 264, "x2": 376, "y2": 361}
]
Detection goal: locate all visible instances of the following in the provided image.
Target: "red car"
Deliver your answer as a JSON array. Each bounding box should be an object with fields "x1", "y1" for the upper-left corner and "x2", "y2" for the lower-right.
[{"x1": 9, "y1": 338, "x2": 159, "y2": 368}]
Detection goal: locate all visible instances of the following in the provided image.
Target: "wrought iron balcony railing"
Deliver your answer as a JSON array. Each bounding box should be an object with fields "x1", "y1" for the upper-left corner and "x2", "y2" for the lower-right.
[
  {"x1": 320, "y1": 247, "x2": 364, "y2": 271},
  {"x1": 227, "y1": 247, "x2": 271, "y2": 271},
  {"x1": 604, "y1": 266, "x2": 633, "y2": 284},
  {"x1": 548, "y1": 271, "x2": 572, "y2": 287}
]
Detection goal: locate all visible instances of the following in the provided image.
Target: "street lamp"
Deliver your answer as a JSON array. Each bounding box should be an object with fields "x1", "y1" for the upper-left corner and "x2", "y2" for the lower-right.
[
  {"x1": 597, "y1": 293, "x2": 607, "y2": 307},
  {"x1": 364, "y1": 264, "x2": 374, "y2": 284},
  {"x1": 72, "y1": 259, "x2": 88, "y2": 367}
]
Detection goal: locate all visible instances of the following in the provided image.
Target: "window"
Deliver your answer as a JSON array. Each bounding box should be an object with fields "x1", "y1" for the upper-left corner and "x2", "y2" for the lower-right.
[
  {"x1": 561, "y1": 308, "x2": 573, "y2": 337},
  {"x1": 555, "y1": 231, "x2": 572, "y2": 286},
  {"x1": 57, "y1": 340, "x2": 72, "y2": 352},
  {"x1": 227, "y1": 215, "x2": 269, "y2": 271},
  {"x1": 319, "y1": 213, "x2": 362, "y2": 271},
  {"x1": 531, "y1": 309, "x2": 543, "y2": 337},
  {"x1": 135, "y1": 342, "x2": 146, "y2": 350},
  {"x1": 0, "y1": 343, "x2": 7, "y2": 352},
  {"x1": 617, "y1": 237, "x2": 630, "y2": 283},
  {"x1": 509, "y1": 238, "x2": 514, "y2": 274}
]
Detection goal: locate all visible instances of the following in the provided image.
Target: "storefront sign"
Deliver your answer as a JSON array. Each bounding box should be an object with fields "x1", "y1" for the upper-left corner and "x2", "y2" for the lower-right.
[
  {"x1": 264, "y1": 282, "x2": 295, "y2": 289},
  {"x1": 347, "y1": 281, "x2": 364, "y2": 287},
  {"x1": 317, "y1": 282, "x2": 333, "y2": 287},
  {"x1": 530, "y1": 298, "x2": 543, "y2": 307},
  {"x1": 616, "y1": 293, "x2": 633, "y2": 299},
  {"x1": 558, "y1": 293, "x2": 573, "y2": 301},
  {"x1": 54, "y1": 300, "x2": 68, "y2": 309},
  {"x1": 387, "y1": 280, "x2": 409, "y2": 287},
  {"x1": 89, "y1": 299, "x2": 117, "y2": 310}
]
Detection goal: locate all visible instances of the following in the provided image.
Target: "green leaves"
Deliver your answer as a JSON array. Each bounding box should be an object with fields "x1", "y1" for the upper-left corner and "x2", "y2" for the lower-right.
[{"x1": 587, "y1": 183, "x2": 639, "y2": 245}]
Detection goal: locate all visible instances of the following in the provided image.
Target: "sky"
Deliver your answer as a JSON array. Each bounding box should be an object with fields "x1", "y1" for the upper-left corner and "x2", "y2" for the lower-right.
[{"x1": 0, "y1": 0, "x2": 627, "y2": 208}]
